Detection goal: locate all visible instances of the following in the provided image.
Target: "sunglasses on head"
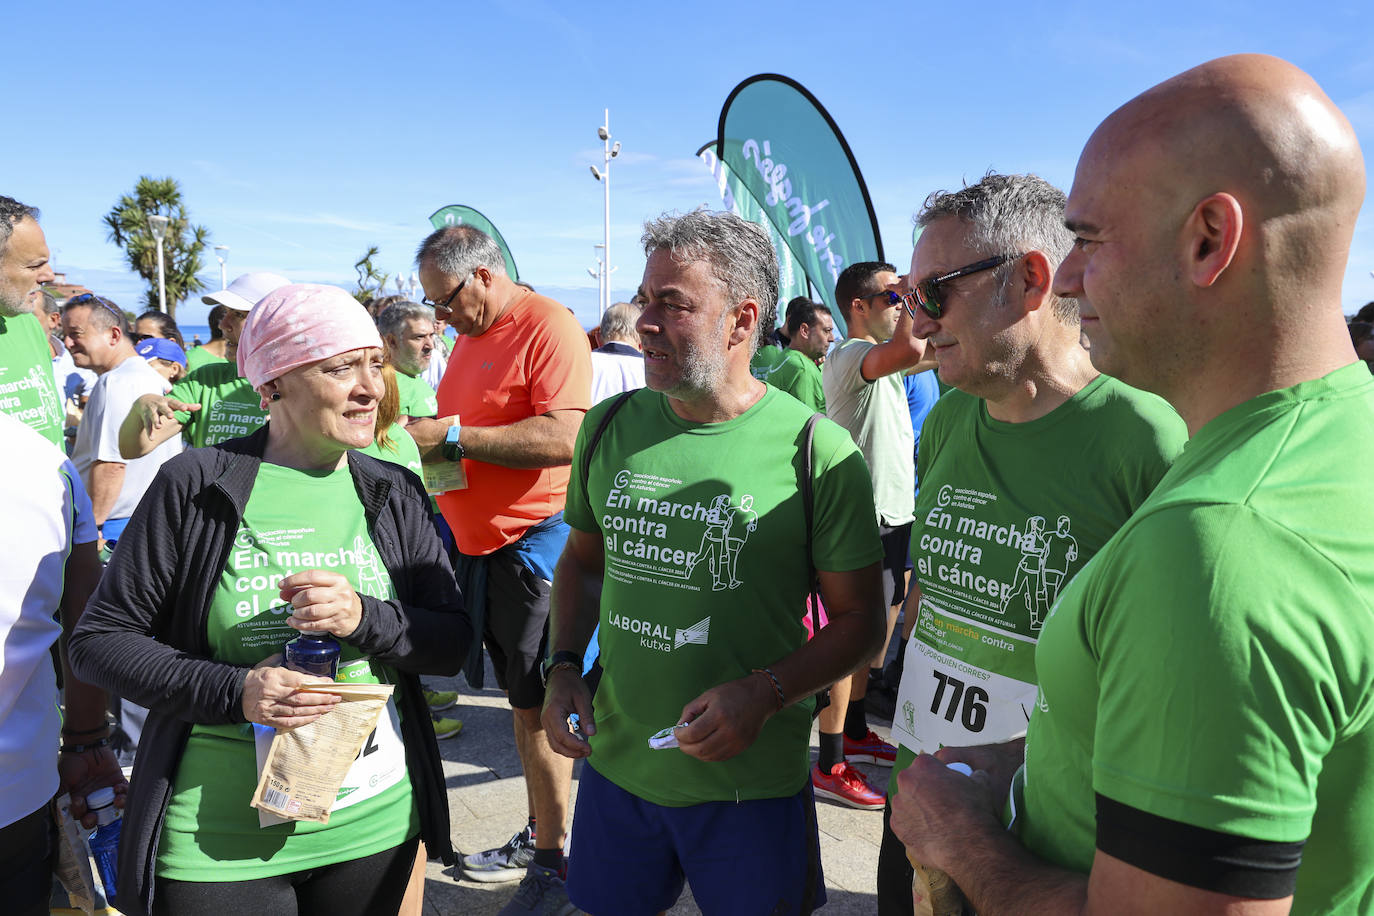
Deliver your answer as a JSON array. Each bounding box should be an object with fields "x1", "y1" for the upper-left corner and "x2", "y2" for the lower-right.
[
  {"x1": 66, "y1": 293, "x2": 125, "y2": 326},
  {"x1": 889, "y1": 253, "x2": 1024, "y2": 320}
]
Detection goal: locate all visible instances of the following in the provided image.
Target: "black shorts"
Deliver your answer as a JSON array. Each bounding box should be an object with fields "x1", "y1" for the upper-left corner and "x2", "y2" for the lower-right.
[
  {"x1": 0, "y1": 805, "x2": 53, "y2": 916},
  {"x1": 878, "y1": 522, "x2": 913, "y2": 608},
  {"x1": 479, "y1": 548, "x2": 554, "y2": 711}
]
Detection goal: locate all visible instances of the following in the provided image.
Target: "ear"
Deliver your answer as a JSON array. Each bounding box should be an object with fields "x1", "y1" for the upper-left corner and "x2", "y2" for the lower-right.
[
  {"x1": 1017, "y1": 250, "x2": 1055, "y2": 314},
  {"x1": 729, "y1": 299, "x2": 759, "y2": 347},
  {"x1": 1183, "y1": 193, "x2": 1242, "y2": 288}
]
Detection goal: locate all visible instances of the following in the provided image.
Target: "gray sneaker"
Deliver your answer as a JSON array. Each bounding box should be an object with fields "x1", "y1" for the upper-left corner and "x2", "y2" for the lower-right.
[
  {"x1": 462, "y1": 824, "x2": 535, "y2": 883},
  {"x1": 496, "y1": 864, "x2": 579, "y2": 916}
]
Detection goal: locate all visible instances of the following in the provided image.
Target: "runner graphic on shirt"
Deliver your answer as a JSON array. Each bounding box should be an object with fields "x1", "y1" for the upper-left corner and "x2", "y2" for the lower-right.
[
  {"x1": 1000, "y1": 516, "x2": 1047, "y2": 623},
  {"x1": 353, "y1": 534, "x2": 393, "y2": 598},
  {"x1": 1036, "y1": 515, "x2": 1078, "y2": 621},
  {"x1": 688, "y1": 493, "x2": 758, "y2": 591}
]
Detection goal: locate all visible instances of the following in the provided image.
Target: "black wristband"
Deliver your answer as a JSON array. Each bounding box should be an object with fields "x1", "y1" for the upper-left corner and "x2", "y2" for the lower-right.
[
  {"x1": 59, "y1": 737, "x2": 112, "y2": 754},
  {"x1": 541, "y1": 650, "x2": 583, "y2": 687}
]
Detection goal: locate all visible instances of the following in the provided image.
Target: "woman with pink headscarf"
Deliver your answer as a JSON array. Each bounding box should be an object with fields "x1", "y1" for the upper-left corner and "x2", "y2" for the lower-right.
[{"x1": 70, "y1": 285, "x2": 472, "y2": 916}]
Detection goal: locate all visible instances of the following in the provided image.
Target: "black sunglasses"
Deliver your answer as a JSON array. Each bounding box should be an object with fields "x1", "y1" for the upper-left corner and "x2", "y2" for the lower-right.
[
  {"x1": 421, "y1": 269, "x2": 476, "y2": 314},
  {"x1": 67, "y1": 292, "x2": 126, "y2": 326},
  {"x1": 896, "y1": 253, "x2": 1024, "y2": 320}
]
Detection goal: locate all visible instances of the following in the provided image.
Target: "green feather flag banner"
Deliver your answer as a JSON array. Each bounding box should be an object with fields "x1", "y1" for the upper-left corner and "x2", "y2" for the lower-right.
[
  {"x1": 427, "y1": 205, "x2": 520, "y2": 282},
  {"x1": 712, "y1": 74, "x2": 885, "y2": 335}
]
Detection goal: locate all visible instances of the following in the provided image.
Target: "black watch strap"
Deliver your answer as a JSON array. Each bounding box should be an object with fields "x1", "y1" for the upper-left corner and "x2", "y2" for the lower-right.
[{"x1": 541, "y1": 650, "x2": 583, "y2": 686}]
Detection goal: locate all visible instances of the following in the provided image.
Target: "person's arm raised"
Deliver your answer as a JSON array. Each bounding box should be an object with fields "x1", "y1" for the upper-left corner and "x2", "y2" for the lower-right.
[
  {"x1": 119, "y1": 392, "x2": 195, "y2": 459},
  {"x1": 860, "y1": 306, "x2": 935, "y2": 381}
]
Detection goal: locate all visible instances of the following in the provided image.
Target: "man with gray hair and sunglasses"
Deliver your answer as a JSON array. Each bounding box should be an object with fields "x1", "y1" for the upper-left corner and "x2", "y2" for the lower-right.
[
  {"x1": 876, "y1": 172, "x2": 1186, "y2": 914},
  {"x1": 542, "y1": 209, "x2": 886, "y2": 915}
]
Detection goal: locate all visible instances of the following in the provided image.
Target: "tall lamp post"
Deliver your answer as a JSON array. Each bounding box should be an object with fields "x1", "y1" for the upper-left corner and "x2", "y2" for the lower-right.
[
  {"x1": 588, "y1": 108, "x2": 621, "y2": 316},
  {"x1": 214, "y1": 245, "x2": 230, "y2": 290},
  {"x1": 587, "y1": 244, "x2": 607, "y2": 315},
  {"x1": 147, "y1": 214, "x2": 170, "y2": 313}
]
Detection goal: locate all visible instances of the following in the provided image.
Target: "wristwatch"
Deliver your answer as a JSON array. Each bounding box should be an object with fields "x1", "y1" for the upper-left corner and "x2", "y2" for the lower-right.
[
  {"x1": 442, "y1": 418, "x2": 464, "y2": 461},
  {"x1": 540, "y1": 650, "x2": 583, "y2": 687}
]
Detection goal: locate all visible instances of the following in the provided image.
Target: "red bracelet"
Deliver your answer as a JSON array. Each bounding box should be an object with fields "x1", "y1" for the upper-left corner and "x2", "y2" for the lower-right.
[{"x1": 751, "y1": 667, "x2": 786, "y2": 710}]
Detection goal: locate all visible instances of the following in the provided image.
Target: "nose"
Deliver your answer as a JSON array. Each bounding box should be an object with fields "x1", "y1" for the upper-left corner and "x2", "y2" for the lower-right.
[
  {"x1": 358, "y1": 365, "x2": 384, "y2": 402},
  {"x1": 636, "y1": 307, "x2": 661, "y2": 337},
  {"x1": 37, "y1": 262, "x2": 56, "y2": 285},
  {"x1": 908, "y1": 304, "x2": 940, "y2": 340},
  {"x1": 1052, "y1": 248, "x2": 1084, "y2": 300}
]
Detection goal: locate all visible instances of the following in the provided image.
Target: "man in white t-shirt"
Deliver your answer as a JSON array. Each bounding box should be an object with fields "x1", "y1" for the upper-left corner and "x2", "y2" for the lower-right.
[
  {"x1": 589, "y1": 301, "x2": 645, "y2": 404},
  {"x1": 0, "y1": 412, "x2": 124, "y2": 915},
  {"x1": 62, "y1": 294, "x2": 181, "y2": 549}
]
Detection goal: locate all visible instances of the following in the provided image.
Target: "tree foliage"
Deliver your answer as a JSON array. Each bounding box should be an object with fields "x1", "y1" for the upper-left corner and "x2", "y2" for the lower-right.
[
  {"x1": 104, "y1": 176, "x2": 210, "y2": 318},
  {"x1": 353, "y1": 246, "x2": 389, "y2": 303}
]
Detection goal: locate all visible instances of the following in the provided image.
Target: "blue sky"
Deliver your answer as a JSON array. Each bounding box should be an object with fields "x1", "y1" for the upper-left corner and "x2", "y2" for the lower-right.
[{"x1": 11, "y1": 0, "x2": 1373, "y2": 330}]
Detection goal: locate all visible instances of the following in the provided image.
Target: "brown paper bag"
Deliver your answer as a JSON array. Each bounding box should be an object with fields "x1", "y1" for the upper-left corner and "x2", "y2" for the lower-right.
[{"x1": 250, "y1": 683, "x2": 393, "y2": 823}]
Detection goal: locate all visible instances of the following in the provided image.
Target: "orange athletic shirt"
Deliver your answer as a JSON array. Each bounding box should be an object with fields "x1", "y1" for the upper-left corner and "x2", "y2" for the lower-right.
[{"x1": 436, "y1": 289, "x2": 592, "y2": 555}]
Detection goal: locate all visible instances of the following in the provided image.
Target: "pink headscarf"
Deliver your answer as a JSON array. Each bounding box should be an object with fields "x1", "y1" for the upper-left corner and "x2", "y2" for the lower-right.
[{"x1": 238, "y1": 284, "x2": 383, "y2": 406}]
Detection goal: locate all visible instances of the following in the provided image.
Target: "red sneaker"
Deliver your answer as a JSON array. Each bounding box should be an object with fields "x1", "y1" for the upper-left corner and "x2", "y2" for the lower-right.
[
  {"x1": 844, "y1": 729, "x2": 897, "y2": 767},
  {"x1": 811, "y1": 761, "x2": 886, "y2": 810}
]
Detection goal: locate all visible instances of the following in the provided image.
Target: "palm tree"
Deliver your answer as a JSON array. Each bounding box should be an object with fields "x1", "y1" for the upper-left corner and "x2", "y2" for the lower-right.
[{"x1": 104, "y1": 176, "x2": 210, "y2": 318}]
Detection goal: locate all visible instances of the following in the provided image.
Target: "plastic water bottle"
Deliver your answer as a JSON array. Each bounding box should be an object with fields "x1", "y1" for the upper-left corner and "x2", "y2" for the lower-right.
[
  {"x1": 87, "y1": 786, "x2": 121, "y2": 899},
  {"x1": 284, "y1": 631, "x2": 341, "y2": 678}
]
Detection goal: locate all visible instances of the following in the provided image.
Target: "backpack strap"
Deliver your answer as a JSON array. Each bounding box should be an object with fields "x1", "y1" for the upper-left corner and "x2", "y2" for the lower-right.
[
  {"x1": 801, "y1": 413, "x2": 831, "y2": 720},
  {"x1": 581, "y1": 389, "x2": 636, "y2": 492}
]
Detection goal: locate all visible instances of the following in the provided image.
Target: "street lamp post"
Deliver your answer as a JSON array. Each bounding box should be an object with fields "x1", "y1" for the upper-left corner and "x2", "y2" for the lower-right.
[
  {"x1": 147, "y1": 214, "x2": 170, "y2": 313},
  {"x1": 589, "y1": 108, "x2": 621, "y2": 316},
  {"x1": 214, "y1": 245, "x2": 230, "y2": 290}
]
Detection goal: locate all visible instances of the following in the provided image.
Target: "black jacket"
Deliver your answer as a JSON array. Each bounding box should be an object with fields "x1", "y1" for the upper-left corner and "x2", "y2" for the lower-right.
[{"x1": 70, "y1": 425, "x2": 471, "y2": 916}]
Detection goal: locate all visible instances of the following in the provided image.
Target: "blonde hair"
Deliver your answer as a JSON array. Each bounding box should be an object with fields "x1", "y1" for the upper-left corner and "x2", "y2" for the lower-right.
[{"x1": 374, "y1": 364, "x2": 401, "y2": 452}]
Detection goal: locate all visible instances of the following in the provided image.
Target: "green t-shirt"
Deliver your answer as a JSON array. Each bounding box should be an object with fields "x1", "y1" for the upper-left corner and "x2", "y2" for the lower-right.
[
  {"x1": 157, "y1": 464, "x2": 417, "y2": 880},
  {"x1": 565, "y1": 386, "x2": 882, "y2": 806},
  {"x1": 751, "y1": 346, "x2": 825, "y2": 413},
  {"x1": 395, "y1": 370, "x2": 438, "y2": 419},
  {"x1": 888, "y1": 376, "x2": 1185, "y2": 789},
  {"x1": 361, "y1": 423, "x2": 423, "y2": 479},
  {"x1": 822, "y1": 337, "x2": 915, "y2": 526},
  {"x1": 185, "y1": 345, "x2": 228, "y2": 373},
  {"x1": 1019, "y1": 363, "x2": 1374, "y2": 914},
  {"x1": 170, "y1": 362, "x2": 268, "y2": 448},
  {"x1": 0, "y1": 312, "x2": 65, "y2": 449}
]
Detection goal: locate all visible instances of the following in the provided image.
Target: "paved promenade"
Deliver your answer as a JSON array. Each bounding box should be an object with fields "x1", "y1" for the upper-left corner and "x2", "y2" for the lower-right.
[{"x1": 420, "y1": 658, "x2": 894, "y2": 914}]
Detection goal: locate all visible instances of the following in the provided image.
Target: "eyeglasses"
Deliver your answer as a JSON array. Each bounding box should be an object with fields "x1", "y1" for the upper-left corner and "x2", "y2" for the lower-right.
[
  {"x1": 421, "y1": 269, "x2": 476, "y2": 315},
  {"x1": 897, "y1": 253, "x2": 1024, "y2": 320},
  {"x1": 66, "y1": 293, "x2": 125, "y2": 327}
]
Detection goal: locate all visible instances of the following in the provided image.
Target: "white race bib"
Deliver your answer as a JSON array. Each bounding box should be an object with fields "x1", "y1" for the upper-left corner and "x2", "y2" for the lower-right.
[{"x1": 891, "y1": 605, "x2": 1038, "y2": 755}]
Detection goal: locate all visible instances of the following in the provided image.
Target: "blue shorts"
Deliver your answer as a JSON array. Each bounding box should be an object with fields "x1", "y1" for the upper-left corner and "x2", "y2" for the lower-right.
[{"x1": 566, "y1": 762, "x2": 826, "y2": 916}]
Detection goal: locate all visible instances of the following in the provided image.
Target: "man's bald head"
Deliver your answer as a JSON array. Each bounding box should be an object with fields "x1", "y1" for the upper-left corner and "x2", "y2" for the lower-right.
[
  {"x1": 1056, "y1": 55, "x2": 1365, "y2": 427},
  {"x1": 1088, "y1": 54, "x2": 1363, "y2": 301}
]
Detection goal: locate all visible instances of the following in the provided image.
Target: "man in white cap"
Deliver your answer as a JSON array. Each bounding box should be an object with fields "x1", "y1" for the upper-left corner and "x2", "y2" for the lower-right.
[{"x1": 120, "y1": 272, "x2": 290, "y2": 455}]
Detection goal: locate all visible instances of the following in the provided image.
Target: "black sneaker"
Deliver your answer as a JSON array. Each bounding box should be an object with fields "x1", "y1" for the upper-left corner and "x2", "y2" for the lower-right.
[{"x1": 864, "y1": 671, "x2": 898, "y2": 721}]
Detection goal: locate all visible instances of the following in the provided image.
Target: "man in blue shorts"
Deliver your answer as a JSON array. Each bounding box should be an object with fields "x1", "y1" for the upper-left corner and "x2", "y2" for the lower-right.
[{"x1": 543, "y1": 209, "x2": 886, "y2": 915}]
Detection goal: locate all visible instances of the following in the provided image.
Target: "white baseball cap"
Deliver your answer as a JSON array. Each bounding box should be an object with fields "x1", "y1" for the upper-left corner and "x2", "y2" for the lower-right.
[{"x1": 202, "y1": 272, "x2": 292, "y2": 312}]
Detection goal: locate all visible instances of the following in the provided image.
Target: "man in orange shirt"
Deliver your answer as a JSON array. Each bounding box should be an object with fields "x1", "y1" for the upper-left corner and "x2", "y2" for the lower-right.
[{"x1": 411, "y1": 225, "x2": 591, "y2": 910}]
